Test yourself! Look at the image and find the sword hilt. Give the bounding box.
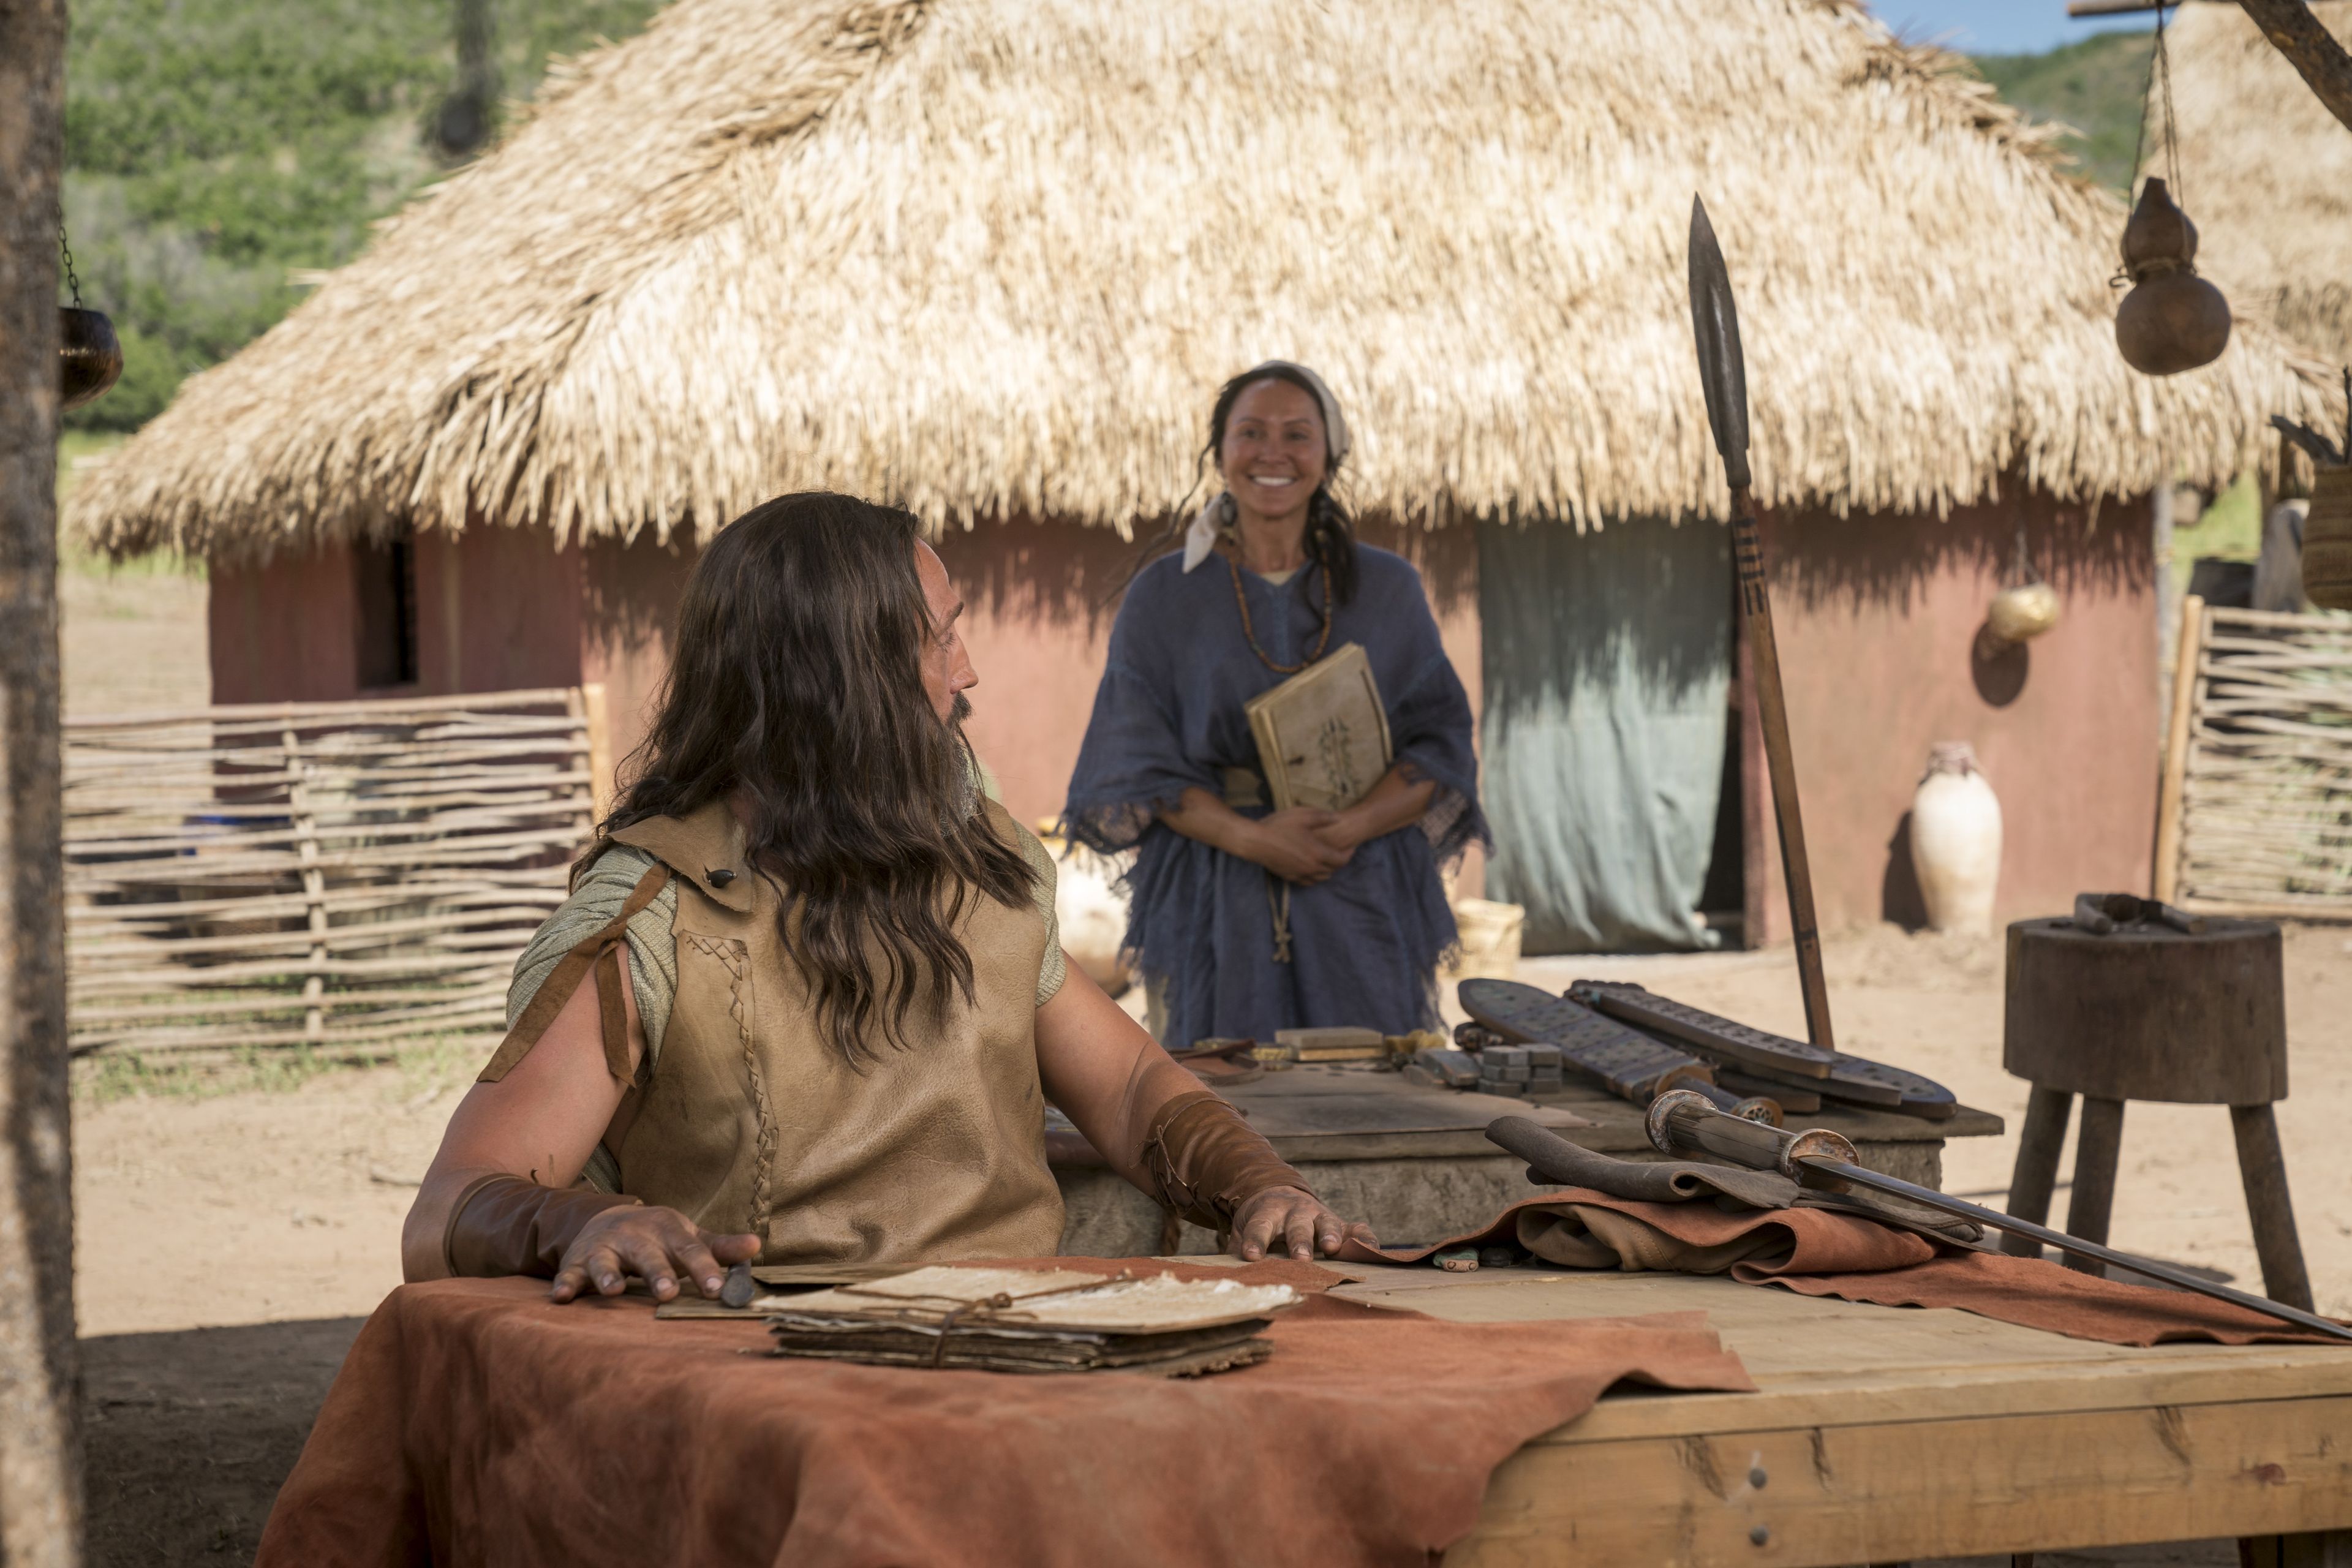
[1645,1089,1855,1179]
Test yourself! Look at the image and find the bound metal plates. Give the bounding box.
[1569,981,1957,1120]
[1458,979,1711,1102]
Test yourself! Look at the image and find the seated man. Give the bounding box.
[402,492,1371,1304]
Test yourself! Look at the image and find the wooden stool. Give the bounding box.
[2002,913,2312,1311]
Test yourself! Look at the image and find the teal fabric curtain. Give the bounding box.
[1478,518,1732,952]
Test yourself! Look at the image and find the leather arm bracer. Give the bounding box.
[1140,1089,1313,1233]
[442,1172,643,1279]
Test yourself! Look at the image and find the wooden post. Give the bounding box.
[2230,1103,2315,1313]
[0,0,85,1557]
[2152,594,2205,905]
[1999,1084,2074,1258]
[579,682,613,829]
[283,723,328,1042]
[2064,1096,2128,1270]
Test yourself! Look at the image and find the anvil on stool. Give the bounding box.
[2002,909,2310,1311]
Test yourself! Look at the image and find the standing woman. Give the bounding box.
[1065,363,1484,1048]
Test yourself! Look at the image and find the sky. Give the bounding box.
[1866,0,2155,55]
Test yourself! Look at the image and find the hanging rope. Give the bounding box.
[2128,2,2184,205]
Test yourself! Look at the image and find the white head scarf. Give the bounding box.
[1182,361,1352,572]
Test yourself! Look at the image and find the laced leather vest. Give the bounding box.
[486,799,1066,1267]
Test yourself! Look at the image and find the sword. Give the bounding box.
[1689,197,1835,1050]
[1644,1090,2352,1343]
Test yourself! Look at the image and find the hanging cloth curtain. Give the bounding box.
[1477,518,1732,952]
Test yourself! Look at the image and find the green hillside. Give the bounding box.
[1970,29,2157,192]
[61,0,662,431]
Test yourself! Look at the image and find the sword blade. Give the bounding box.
[1804,1157,2352,1343]
[1687,195,1752,492]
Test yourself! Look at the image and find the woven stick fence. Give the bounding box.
[64,686,612,1058]
[2155,599,2352,919]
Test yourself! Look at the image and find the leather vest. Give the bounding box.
[601,801,1064,1266]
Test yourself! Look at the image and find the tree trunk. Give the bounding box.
[2240,0,2352,134]
[435,0,502,156]
[0,0,84,1561]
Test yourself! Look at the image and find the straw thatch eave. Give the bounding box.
[2168,0,2352,369]
[72,0,2340,564]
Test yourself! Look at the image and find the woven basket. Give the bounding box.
[2305,466,2352,612]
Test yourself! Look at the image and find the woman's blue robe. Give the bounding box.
[1063,545,1486,1049]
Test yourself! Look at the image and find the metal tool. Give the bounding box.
[719,1261,759,1309]
[1644,1090,2352,1343]
[2070,891,2205,936]
[1689,195,1834,1051]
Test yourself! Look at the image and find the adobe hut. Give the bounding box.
[73,0,2334,952]
[2166,0,2352,370]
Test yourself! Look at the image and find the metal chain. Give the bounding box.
[58,222,83,309]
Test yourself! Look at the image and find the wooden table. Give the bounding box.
[1305,1264,2352,1566]
[1055,1065,2003,1255]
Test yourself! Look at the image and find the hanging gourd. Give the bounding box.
[2116,179,2231,376]
[1985,521,2060,643]
[57,224,122,410]
[2113,5,2231,378]
[2273,379,2352,612]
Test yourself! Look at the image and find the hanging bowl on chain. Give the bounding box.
[2114,178,2231,377]
[59,306,123,410]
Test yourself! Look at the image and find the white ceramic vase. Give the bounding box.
[1909,742,2002,936]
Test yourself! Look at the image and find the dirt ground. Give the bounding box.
[59,557,2352,1566]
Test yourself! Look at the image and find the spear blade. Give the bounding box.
[1687,195,1752,492]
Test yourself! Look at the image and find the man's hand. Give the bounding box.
[1229,1186,1379,1262]
[549,1205,761,1303]
[1243,809,1354,884]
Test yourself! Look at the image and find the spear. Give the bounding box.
[1688,195,1834,1049]
[1632,1094,2352,1343]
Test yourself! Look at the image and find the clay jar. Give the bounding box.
[2303,466,2352,612]
[2114,179,2231,377]
[1909,742,2003,937]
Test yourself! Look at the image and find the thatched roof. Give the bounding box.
[74,0,2339,562]
[2167,0,2352,369]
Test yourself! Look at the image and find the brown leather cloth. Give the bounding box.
[440,1173,642,1279]
[254,1256,1752,1568]
[1343,1191,2350,1348]
[1142,1088,1313,1231]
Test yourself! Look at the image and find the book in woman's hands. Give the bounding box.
[1244,643,1392,813]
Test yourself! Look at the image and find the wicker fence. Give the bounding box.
[2155,599,2352,919]
[64,687,611,1058]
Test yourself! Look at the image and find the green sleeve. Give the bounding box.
[1012,823,1065,1007]
[504,846,680,1066]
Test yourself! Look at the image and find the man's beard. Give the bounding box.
[946,693,980,823]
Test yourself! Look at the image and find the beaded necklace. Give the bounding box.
[1224,551,1333,674]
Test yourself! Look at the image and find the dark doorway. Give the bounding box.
[354,530,420,688]
[1695,689,1746,943]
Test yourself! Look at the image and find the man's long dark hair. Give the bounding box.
[1204,363,1360,605]
[605,492,1034,1067]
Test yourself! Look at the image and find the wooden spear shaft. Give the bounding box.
[1728,494,1835,1051]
